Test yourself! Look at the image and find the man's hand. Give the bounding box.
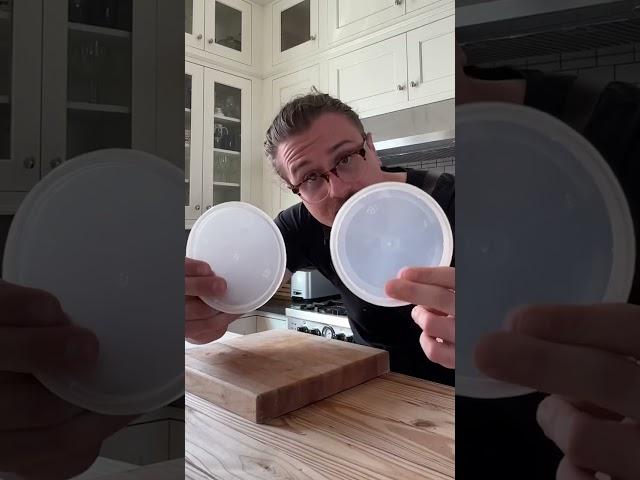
[475,303,640,480]
[0,280,136,480]
[385,267,455,369]
[185,257,240,344]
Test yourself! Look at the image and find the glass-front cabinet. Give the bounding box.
[273,0,318,64]
[185,63,251,227]
[185,0,252,65]
[1,0,157,210]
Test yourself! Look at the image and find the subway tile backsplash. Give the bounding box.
[481,43,640,87]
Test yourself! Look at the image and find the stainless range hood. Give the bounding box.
[363,99,455,168]
[457,0,640,64]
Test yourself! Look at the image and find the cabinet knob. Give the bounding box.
[309,34,317,41]
[196,33,203,40]
[50,157,62,169]
[206,205,211,210]
[195,205,201,211]
[23,156,35,169]
[410,80,419,87]
[397,84,405,91]
[395,0,403,5]
[208,38,214,44]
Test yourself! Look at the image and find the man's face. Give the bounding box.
[276,112,385,227]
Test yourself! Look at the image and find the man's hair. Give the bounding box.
[264,89,366,181]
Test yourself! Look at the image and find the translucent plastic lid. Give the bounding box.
[330,182,454,307]
[2,149,185,415]
[186,202,287,314]
[456,103,636,399]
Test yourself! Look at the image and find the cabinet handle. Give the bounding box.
[208,38,214,44]
[397,84,406,91]
[23,156,35,169]
[309,34,317,41]
[50,157,62,169]
[395,0,403,5]
[195,205,201,211]
[410,80,419,87]
[196,33,203,40]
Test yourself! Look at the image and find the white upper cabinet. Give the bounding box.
[272,0,319,65]
[406,0,444,13]
[205,0,252,65]
[328,0,405,45]
[185,0,205,49]
[407,16,454,103]
[272,64,320,118]
[328,35,407,117]
[185,62,205,221]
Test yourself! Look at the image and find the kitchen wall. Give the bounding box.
[479,42,640,87]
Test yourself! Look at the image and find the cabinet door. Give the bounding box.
[185,0,205,49]
[202,69,251,211]
[41,0,156,178]
[407,16,454,104]
[185,62,204,221]
[328,35,407,117]
[406,0,445,13]
[256,315,288,332]
[228,315,257,335]
[205,0,252,65]
[328,0,404,45]
[0,0,42,192]
[273,0,319,65]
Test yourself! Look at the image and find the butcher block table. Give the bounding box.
[185,338,455,480]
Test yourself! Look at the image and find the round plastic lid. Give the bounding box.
[2,149,185,415]
[456,103,636,399]
[186,201,287,314]
[330,182,454,307]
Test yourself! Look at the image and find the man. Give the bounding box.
[185,92,457,384]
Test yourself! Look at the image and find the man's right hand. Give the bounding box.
[185,257,240,344]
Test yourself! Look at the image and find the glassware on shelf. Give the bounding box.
[90,0,118,28]
[79,39,107,104]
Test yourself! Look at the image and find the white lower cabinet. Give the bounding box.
[256,314,288,332]
[228,315,258,334]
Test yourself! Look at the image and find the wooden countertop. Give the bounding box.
[186,372,454,480]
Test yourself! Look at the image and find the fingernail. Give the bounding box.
[199,264,212,275]
[397,266,411,279]
[65,333,99,364]
[504,307,525,331]
[212,278,227,295]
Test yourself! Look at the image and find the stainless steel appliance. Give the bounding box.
[286,299,354,342]
[290,268,340,301]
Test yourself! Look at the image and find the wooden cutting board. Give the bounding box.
[185,329,390,423]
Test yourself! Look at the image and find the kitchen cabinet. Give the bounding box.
[185,0,205,49]
[185,62,205,220]
[328,34,407,117]
[327,0,405,45]
[186,65,252,227]
[1,0,164,210]
[407,16,454,104]
[228,314,258,334]
[272,0,319,65]
[256,314,287,332]
[407,0,443,13]
[186,0,252,65]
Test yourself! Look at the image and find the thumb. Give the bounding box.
[0,325,99,374]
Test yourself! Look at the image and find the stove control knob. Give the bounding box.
[346,335,354,343]
[309,328,322,336]
[322,326,335,339]
[297,326,309,333]
[335,333,347,342]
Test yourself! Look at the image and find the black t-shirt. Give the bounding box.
[457,66,640,480]
[274,168,455,386]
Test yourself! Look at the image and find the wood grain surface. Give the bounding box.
[185,330,390,423]
[186,373,454,480]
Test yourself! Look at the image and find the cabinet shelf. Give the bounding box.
[68,22,131,39]
[213,182,240,187]
[213,148,240,155]
[68,102,131,114]
[214,114,240,124]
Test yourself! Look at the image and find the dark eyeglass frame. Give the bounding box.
[287,138,369,199]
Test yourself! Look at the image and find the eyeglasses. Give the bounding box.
[288,138,368,204]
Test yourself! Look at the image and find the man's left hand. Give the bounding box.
[385,267,455,369]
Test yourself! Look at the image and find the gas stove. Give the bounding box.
[286,299,353,342]
[290,299,348,316]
